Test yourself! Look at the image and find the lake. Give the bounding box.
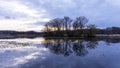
[0,38,120,68]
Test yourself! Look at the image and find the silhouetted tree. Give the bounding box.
[44,22,51,31]
[73,21,79,30]
[87,24,97,37]
[54,18,63,31]
[73,16,88,30]
[63,16,72,30]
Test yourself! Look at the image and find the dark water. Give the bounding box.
[0,38,120,68]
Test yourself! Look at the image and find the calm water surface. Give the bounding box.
[0,38,120,68]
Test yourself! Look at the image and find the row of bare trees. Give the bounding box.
[44,16,95,31]
[43,16,97,37]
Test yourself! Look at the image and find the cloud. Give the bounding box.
[0,0,50,31]
[106,0,120,7]
[0,0,49,18]
[0,0,120,31]
[0,19,47,31]
[34,0,120,28]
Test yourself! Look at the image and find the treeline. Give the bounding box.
[43,16,97,37]
[0,31,43,39]
[96,27,120,34]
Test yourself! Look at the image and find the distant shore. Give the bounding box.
[1,34,120,39]
[96,34,120,38]
[0,31,120,39]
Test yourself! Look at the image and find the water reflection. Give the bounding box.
[18,38,120,68]
[0,38,120,68]
[43,38,98,56]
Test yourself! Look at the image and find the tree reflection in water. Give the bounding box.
[43,38,98,56]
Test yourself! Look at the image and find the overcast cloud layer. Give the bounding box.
[0,0,120,31]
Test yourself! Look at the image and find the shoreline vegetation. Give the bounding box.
[0,16,120,39]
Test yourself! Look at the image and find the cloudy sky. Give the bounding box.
[0,0,120,31]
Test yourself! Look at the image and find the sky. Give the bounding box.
[0,0,120,31]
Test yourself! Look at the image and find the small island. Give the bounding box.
[43,16,120,38]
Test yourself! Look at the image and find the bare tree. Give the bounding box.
[44,18,63,31]
[63,16,72,30]
[73,20,79,30]
[87,24,97,36]
[87,24,96,29]
[52,18,63,31]
[44,22,52,31]
[73,16,88,30]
